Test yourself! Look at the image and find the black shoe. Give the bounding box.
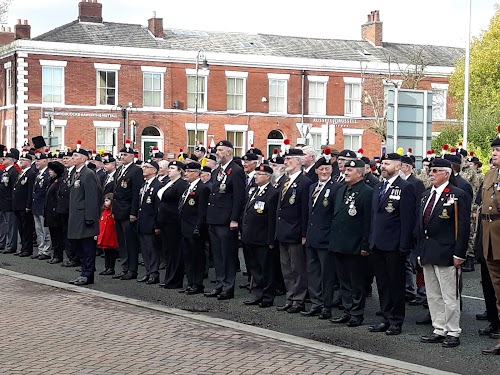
[48,258,62,264]
[99,269,109,275]
[416,313,432,325]
[243,298,261,306]
[274,289,286,296]
[442,335,460,348]
[112,271,127,279]
[73,276,94,286]
[18,252,32,257]
[120,273,137,280]
[276,303,292,312]
[204,288,222,298]
[476,311,488,321]
[146,277,160,285]
[239,283,250,289]
[102,269,115,276]
[368,322,390,332]
[482,343,500,355]
[420,333,446,343]
[38,254,51,260]
[259,301,273,308]
[405,294,416,302]
[13,252,22,256]
[300,307,322,317]
[185,287,204,295]
[375,310,383,316]
[61,260,79,267]
[479,326,500,336]
[217,292,234,300]
[386,325,402,335]
[409,296,426,306]
[331,298,342,308]
[346,316,363,327]
[2,249,16,254]
[287,305,305,314]
[330,314,350,324]
[137,275,149,283]
[461,256,475,272]
[318,309,332,320]
[30,254,39,259]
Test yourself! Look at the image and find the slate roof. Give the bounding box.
[34,20,464,67]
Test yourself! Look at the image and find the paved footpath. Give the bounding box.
[0,269,455,375]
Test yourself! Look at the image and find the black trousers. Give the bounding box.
[480,258,500,329]
[115,219,139,276]
[244,243,276,303]
[160,221,184,288]
[209,224,238,294]
[334,252,368,318]
[61,213,78,262]
[49,226,65,260]
[371,249,407,326]
[104,248,118,271]
[139,232,160,278]
[73,236,96,278]
[182,235,205,289]
[14,210,34,255]
[306,246,336,310]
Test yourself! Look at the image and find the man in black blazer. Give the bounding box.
[112,143,144,280]
[241,164,279,307]
[205,140,245,300]
[275,148,312,313]
[417,158,470,348]
[368,153,416,335]
[12,151,36,257]
[101,155,117,199]
[332,149,357,183]
[180,162,210,294]
[301,146,318,183]
[303,157,341,319]
[361,157,379,188]
[329,159,373,327]
[0,148,20,254]
[31,151,52,260]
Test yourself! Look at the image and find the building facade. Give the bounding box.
[0,1,463,160]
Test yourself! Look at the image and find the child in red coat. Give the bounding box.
[95,193,119,275]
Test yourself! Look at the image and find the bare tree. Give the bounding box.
[0,0,11,23]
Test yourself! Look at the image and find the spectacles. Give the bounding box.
[430,168,447,173]
[254,172,268,176]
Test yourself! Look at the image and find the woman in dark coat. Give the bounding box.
[44,161,65,264]
[156,161,188,288]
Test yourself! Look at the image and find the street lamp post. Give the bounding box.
[194,49,209,147]
[116,102,134,146]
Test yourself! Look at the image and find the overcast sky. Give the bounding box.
[5,0,499,48]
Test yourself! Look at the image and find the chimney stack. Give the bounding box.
[148,12,164,38]
[0,25,15,46]
[79,0,103,23]
[361,10,383,47]
[14,19,31,40]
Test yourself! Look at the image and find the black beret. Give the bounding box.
[381,153,402,161]
[134,159,143,165]
[242,153,258,161]
[248,147,263,156]
[143,159,159,171]
[103,155,116,164]
[457,148,467,158]
[5,148,20,160]
[169,160,185,170]
[207,154,217,162]
[93,155,102,162]
[285,148,304,157]
[185,162,201,170]
[338,149,357,158]
[154,152,164,159]
[443,154,461,165]
[360,156,370,165]
[119,146,135,154]
[429,158,452,168]
[48,161,65,176]
[492,137,500,147]
[344,159,365,168]
[269,156,284,165]
[256,164,273,174]
[74,149,89,157]
[314,157,332,168]
[195,146,206,152]
[87,162,96,170]
[401,156,414,166]
[188,154,198,161]
[217,140,233,148]
[19,151,32,161]
[34,151,48,160]
[201,166,212,173]
[31,136,46,149]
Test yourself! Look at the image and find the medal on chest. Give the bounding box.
[121,179,128,189]
[345,190,357,216]
[385,202,395,213]
[188,198,196,206]
[289,184,297,205]
[323,188,330,207]
[1,172,8,186]
[74,180,81,188]
[254,200,265,213]
[20,177,27,185]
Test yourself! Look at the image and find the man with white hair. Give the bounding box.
[300,145,318,183]
[418,158,470,348]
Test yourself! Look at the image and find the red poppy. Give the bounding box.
[227,168,232,175]
[444,188,450,193]
[189,191,195,196]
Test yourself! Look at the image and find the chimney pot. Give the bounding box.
[361,10,383,47]
[79,0,103,23]
[24,20,28,25]
[15,18,31,40]
[7,27,11,32]
[17,19,21,24]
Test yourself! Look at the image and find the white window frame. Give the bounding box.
[343,77,362,117]
[186,68,210,112]
[268,73,290,114]
[342,128,364,151]
[4,119,12,149]
[39,118,68,151]
[431,83,448,121]
[185,123,209,154]
[307,75,329,116]
[141,66,166,109]
[225,71,248,113]
[94,64,121,108]
[225,124,248,157]
[308,127,326,154]
[41,61,66,104]
[4,62,11,106]
[93,121,120,156]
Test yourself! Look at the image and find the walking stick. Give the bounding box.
[454,199,460,300]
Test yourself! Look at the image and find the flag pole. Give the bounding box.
[463,0,472,148]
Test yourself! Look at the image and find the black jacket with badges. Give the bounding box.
[206,160,245,225]
[137,178,163,234]
[44,176,64,227]
[329,180,373,255]
[31,167,50,216]
[156,178,188,224]
[179,179,210,238]
[12,168,35,211]
[112,163,143,221]
[416,183,470,266]
[370,177,416,252]
[0,166,19,212]
[56,168,73,214]
[306,179,342,249]
[275,173,312,243]
[241,183,279,246]
[364,172,379,188]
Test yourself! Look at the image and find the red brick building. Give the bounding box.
[0,1,462,160]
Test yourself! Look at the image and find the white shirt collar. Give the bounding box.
[221,159,232,172]
[189,178,201,189]
[384,174,399,187]
[287,170,302,185]
[38,166,48,175]
[431,181,449,198]
[76,165,85,173]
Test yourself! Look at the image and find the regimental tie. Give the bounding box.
[423,190,437,227]
[280,178,291,201]
[311,182,323,206]
[141,181,150,203]
[379,180,388,200]
[179,186,191,212]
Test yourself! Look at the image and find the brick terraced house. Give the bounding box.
[0,0,463,159]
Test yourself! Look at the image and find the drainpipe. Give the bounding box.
[301,70,305,125]
[13,51,17,148]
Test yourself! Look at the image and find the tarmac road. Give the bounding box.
[1,250,499,375]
